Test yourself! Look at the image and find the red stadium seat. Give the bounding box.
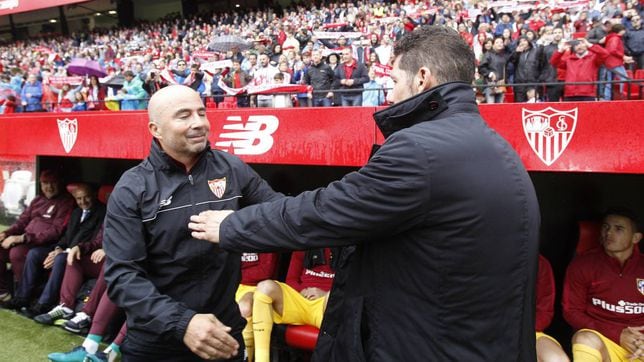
[98,185,114,204]
[576,220,601,254]
[620,70,642,100]
[284,325,319,351]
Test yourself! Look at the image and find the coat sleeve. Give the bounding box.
[589,44,610,66]
[103,176,197,342]
[234,157,283,206]
[220,131,431,252]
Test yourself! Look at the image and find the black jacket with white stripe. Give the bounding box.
[103,140,281,356]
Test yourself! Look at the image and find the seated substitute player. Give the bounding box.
[563,208,644,362]
[251,248,336,362]
[235,252,279,362]
[536,254,570,362]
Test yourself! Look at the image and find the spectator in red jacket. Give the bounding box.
[0,95,16,114]
[536,254,570,362]
[603,24,631,100]
[563,208,644,361]
[551,37,609,101]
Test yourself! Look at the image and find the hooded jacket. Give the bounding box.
[103,141,281,355]
[219,82,540,361]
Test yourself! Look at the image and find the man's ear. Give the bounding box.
[149,122,161,138]
[633,232,643,244]
[416,66,435,92]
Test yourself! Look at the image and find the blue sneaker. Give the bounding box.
[83,351,107,362]
[48,346,88,362]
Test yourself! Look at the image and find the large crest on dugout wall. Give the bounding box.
[57,118,78,154]
[522,107,578,166]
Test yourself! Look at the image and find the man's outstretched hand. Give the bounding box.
[189,210,234,243]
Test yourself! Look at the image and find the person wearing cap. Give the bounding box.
[550,37,609,101]
[0,170,74,305]
[563,208,644,361]
[14,183,105,316]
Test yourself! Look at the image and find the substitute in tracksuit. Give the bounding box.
[103,85,282,362]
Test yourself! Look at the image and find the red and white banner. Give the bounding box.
[193,51,220,60]
[217,78,309,96]
[313,31,365,39]
[47,76,84,86]
[0,101,643,172]
[372,64,392,77]
[0,0,89,16]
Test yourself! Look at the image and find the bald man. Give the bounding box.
[103,85,282,361]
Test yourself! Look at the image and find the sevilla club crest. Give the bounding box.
[522,107,578,166]
[638,279,644,296]
[57,118,78,154]
[208,177,226,199]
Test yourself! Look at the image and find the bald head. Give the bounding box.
[148,85,202,125]
[147,85,210,168]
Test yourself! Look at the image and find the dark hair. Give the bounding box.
[604,207,641,232]
[123,70,135,77]
[610,23,626,33]
[393,25,475,85]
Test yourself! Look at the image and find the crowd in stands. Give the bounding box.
[0,0,642,114]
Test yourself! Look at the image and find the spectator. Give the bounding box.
[115,70,148,110]
[479,37,511,104]
[27,184,105,320]
[551,37,609,101]
[536,254,570,362]
[0,170,74,305]
[71,92,87,112]
[84,75,107,111]
[540,27,566,102]
[20,73,43,112]
[170,60,191,84]
[223,59,252,107]
[248,249,335,362]
[253,53,279,107]
[623,14,643,70]
[271,72,291,108]
[362,67,384,106]
[304,49,334,107]
[495,13,514,37]
[334,47,369,106]
[50,82,83,112]
[604,24,630,100]
[510,36,543,102]
[563,208,644,362]
[0,95,17,114]
[209,67,226,107]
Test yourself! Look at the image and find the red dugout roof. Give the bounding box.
[0,0,89,17]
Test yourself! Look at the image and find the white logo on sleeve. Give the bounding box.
[214,115,279,155]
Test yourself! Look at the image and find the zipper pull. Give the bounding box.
[188,174,194,185]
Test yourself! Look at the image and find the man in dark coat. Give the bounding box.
[190,26,540,361]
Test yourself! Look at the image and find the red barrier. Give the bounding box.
[0,101,642,173]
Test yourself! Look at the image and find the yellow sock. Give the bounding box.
[572,343,602,362]
[242,317,254,362]
[253,292,274,362]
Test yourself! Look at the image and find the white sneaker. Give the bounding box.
[0,292,11,303]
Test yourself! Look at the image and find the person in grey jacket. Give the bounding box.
[190,26,540,362]
[103,85,281,361]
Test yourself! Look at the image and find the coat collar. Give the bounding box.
[373,81,479,139]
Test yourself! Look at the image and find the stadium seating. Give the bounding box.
[576,220,601,254]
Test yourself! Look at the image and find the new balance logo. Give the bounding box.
[214,115,279,155]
